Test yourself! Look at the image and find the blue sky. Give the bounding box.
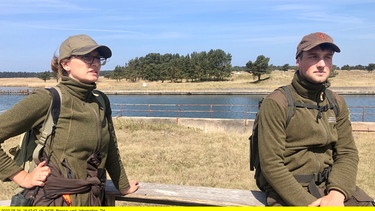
[0,0,374,72]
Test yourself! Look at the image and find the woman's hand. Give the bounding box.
[10,160,51,188]
[122,180,139,195]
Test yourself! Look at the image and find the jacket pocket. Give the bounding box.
[345,186,375,206]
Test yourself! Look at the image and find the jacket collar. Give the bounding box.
[59,76,97,101]
[291,71,330,102]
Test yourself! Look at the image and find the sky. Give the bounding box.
[0,0,374,72]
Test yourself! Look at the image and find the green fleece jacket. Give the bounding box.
[257,71,358,205]
[0,77,130,205]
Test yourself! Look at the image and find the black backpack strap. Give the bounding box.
[249,116,259,171]
[92,90,109,128]
[32,87,61,163]
[280,86,294,127]
[294,102,320,110]
[324,89,339,116]
[49,87,61,125]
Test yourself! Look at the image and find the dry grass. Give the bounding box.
[353,132,375,196]
[1,70,374,92]
[1,119,373,201]
[114,118,252,189]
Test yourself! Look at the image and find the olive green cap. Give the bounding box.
[58,34,112,63]
[296,32,340,58]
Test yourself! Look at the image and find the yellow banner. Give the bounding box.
[0,207,371,211]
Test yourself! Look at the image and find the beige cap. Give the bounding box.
[296,32,340,58]
[58,34,112,63]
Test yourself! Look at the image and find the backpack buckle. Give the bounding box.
[313,167,331,184]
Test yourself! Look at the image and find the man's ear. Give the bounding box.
[296,58,300,67]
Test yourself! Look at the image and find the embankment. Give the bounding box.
[104,86,375,95]
[118,117,375,133]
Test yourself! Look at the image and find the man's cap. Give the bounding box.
[296,32,340,58]
[58,34,112,63]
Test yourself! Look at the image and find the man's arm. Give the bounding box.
[325,95,358,199]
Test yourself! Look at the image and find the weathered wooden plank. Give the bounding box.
[105,180,266,206]
[1,181,266,206]
[0,200,10,206]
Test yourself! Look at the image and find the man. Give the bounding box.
[256,32,374,206]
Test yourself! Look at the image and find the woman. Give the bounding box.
[0,34,139,206]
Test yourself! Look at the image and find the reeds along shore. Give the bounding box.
[0,89,31,95]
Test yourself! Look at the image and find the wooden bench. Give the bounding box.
[105,180,266,206]
[0,181,266,206]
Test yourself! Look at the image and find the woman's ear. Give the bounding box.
[61,60,71,71]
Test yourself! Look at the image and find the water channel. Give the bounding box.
[1,87,374,122]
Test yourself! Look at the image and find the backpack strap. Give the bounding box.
[93,90,106,113]
[280,85,294,127]
[92,90,110,128]
[249,115,259,171]
[324,89,339,116]
[32,87,62,164]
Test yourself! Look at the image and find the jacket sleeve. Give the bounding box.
[0,89,50,181]
[258,97,317,205]
[326,94,358,198]
[102,96,130,194]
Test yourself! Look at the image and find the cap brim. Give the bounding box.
[328,43,341,53]
[97,46,112,58]
[305,42,341,53]
[71,45,112,58]
[296,42,340,58]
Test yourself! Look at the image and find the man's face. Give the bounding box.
[296,46,334,84]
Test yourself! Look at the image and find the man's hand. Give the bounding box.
[309,190,345,206]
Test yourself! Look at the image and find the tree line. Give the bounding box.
[0,50,373,83]
[101,51,375,83]
[108,49,232,82]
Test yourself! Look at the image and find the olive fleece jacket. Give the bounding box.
[257,71,358,206]
[0,77,130,205]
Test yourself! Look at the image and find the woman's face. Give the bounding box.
[61,50,103,84]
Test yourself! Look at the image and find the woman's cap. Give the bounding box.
[296,32,340,58]
[59,34,112,63]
